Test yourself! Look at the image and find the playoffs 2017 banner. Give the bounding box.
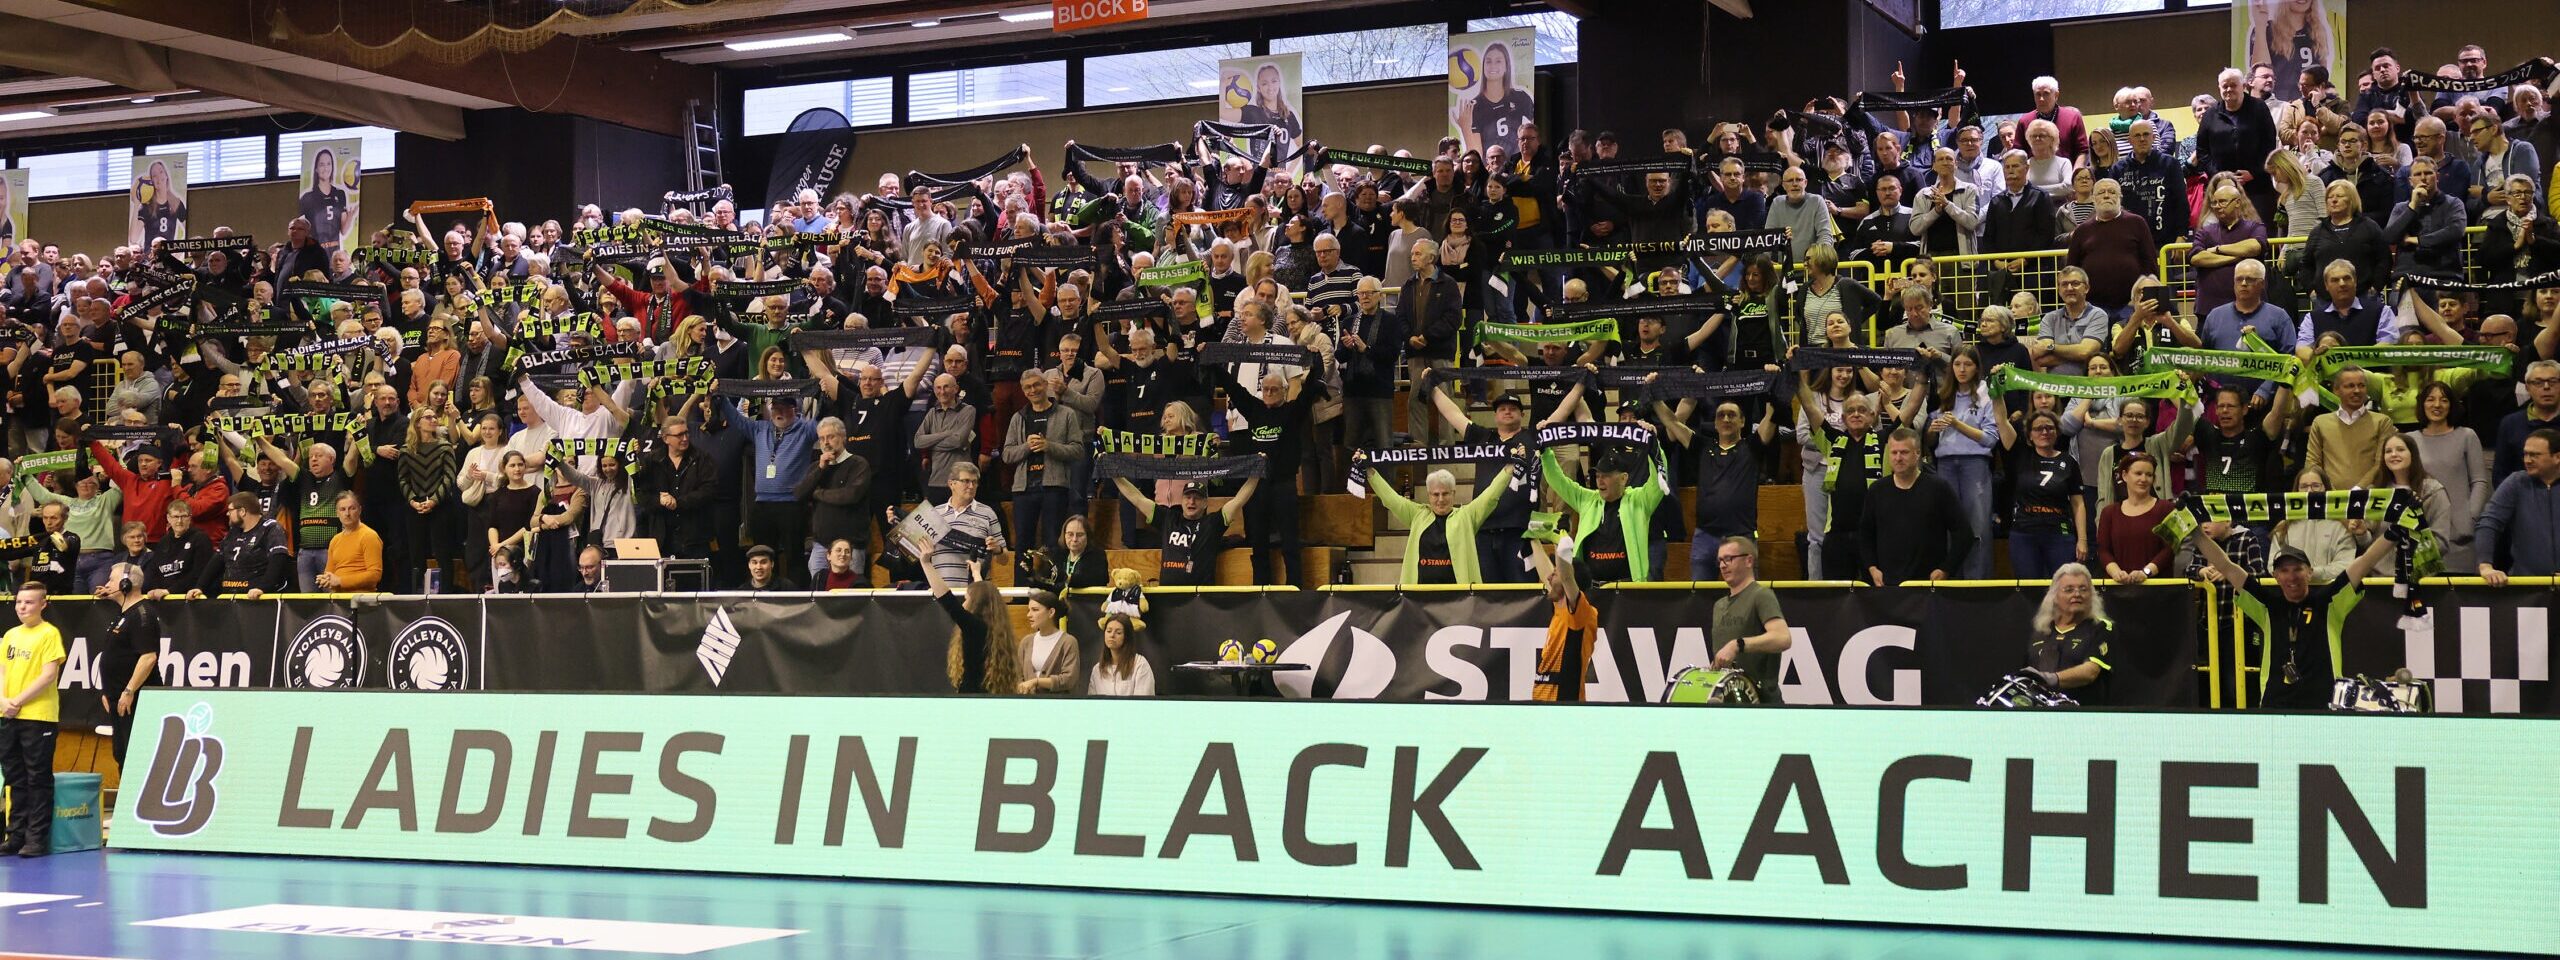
[117,690,2560,954]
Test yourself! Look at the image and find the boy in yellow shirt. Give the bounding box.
[2,581,65,857]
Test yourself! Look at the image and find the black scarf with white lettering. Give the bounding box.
[907,147,1029,189]
[2399,58,2558,92]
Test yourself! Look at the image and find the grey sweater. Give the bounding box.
[912,402,977,488]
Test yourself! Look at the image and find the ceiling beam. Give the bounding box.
[31,0,717,137]
[610,0,1016,50]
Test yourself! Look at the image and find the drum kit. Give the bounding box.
[1975,671,2080,709]
[2329,671,2435,713]
[1664,665,1761,705]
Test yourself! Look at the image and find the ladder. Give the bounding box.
[683,95,724,193]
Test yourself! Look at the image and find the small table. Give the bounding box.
[1174,661,1310,697]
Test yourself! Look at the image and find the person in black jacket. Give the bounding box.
[1024,513,1109,594]
[795,416,873,584]
[1401,240,1464,446]
[1337,277,1405,454]
[1858,428,1977,585]
[215,493,291,598]
[637,417,717,559]
[1981,151,2060,309]
[2195,68,2281,226]
[144,501,217,599]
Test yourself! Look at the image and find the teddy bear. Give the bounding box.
[1099,567,1148,631]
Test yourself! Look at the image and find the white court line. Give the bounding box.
[16,909,48,915]
[0,894,77,908]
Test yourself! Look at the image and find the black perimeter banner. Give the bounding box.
[42,584,2557,727]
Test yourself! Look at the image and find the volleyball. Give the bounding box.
[1221,74,1252,111]
[1249,638,1277,664]
[1449,47,1480,90]
[1218,639,1244,662]
[341,160,361,189]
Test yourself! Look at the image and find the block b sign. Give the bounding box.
[1054,0,1146,32]
[118,692,2560,955]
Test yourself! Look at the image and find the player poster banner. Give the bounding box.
[2236,0,2345,102]
[118,689,2560,954]
[1449,27,1537,159]
[1215,52,1304,158]
[0,168,25,248]
[297,138,362,253]
[130,153,188,249]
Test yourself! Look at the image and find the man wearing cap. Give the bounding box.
[741,544,783,592]
[89,433,177,543]
[1424,370,1587,583]
[1113,467,1263,587]
[718,392,818,588]
[1540,438,1670,584]
[2192,526,2396,709]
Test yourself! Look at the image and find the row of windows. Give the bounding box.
[7,125,398,200]
[740,13,1581,136]
[1940,0,2228,31]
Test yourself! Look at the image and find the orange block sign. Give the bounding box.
[1053,0,1147,32]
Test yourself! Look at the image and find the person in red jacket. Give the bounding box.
[177,449,231,544]
[88,435,176,543]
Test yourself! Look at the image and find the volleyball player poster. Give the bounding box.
[1450,27,1537,159]
[1213,52,1304,158]
[2235,0,2345,102]
[129,153,188,249]
[0,169,25,249]
[297,138,363,253]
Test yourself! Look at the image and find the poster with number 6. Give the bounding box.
[1449,27,1537,161]
[298,138,363,253]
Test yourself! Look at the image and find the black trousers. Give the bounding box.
[1243,478,1302,586]
[0,718,56,847]
[106,695,138,771]
[745,500,809,587]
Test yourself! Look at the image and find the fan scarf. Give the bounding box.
[1987,366,2198,404]
[1545,293,1725,324]
[1480,318,1620,344]
[889,294,976,319]
[1170,208,1253,229]
[793,326,939,351]
[1789,347,1923,370]
[2398,58,2558,92]
[1318,149,1434,175]
[115,279,196,325]
[1602,368,1785,402]
[88,426,163,444]
[1435,364,1594,388]
[548,437,657,463]
[2155,488,2435,624]
[1096,428,1222,457]
[280,280,386,305]
[1852,86,1978,114]
[712,378,821,400]
[1196,342,1313,367]
[256,336,381,376]
[4,449,79,497]
[1065,142,1185,166]
[1536,422,1673,494]
[516,312,606,340]
[1094,453,1266,483]
[579,358,709,388]
[2395,267,2560,292]
[1344,441,1525,499]
[210,412,362,439]
[1136,259,1208,289]
[163,237,254,255]
[711,279,805,301]
[907,146,1029,189]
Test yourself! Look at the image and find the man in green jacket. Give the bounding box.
[1540,442,1667,583]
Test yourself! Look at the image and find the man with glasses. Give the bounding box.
[2496,360,2560,484]
[640,419,716,560]
[1708,537,1791,704]
[2467,112,2543,211]
[2477,429,2560,583]
[1336,277,1403,459]
[2398,117,2478,221]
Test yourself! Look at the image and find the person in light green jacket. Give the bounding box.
[1540,441,1668,583]
[1364,459,1518,585]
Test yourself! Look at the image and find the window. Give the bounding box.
[742,77,894,135]
[1085,43,1251,107]
[1939,0,2161,29]
[277,126,399,178]
[16,149,132,198]
[1272,24,1447,87]
[1466,12,1580,66]
[144,136,268,183]
[909,61,1066,122]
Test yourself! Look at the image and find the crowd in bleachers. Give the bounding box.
[0,41,2557,603]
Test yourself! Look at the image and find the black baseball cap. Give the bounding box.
[2272,545,2311,569]
[1183,481,1209,495]
[1492,393,1528,410]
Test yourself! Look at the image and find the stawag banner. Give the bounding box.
[116,689,2560,954]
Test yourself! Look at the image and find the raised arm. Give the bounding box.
[2341,529,2399,585]
[1219,470,1264,525]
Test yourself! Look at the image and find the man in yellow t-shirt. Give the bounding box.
[2,581,66,858]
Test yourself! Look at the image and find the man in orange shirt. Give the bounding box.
[316,493,382,593]
[1530,540,1597,702]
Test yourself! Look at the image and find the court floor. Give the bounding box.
[0,848,2473,960]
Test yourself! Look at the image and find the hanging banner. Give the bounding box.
[1449,26,1538,159]
[1053,0,1148,32]
[297,138,363,253]
[2235,0,2346,103]
[130,153,189,249]
[0,168,24,249]
[1214,53,1304,159]
[116,688,2560,955]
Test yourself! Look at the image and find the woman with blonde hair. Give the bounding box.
[2265,147,2326,239]
[926,556,1021,694]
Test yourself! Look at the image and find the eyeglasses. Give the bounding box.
[2525,378,2560,387]
[1715,554,1749,564]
